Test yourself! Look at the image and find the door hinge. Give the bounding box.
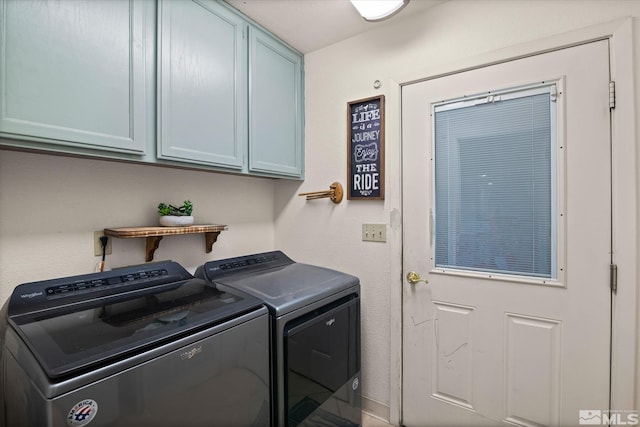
[609,81,615,109]
[610,263,618,292]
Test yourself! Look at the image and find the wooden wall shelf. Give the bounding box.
[104,224,228,262]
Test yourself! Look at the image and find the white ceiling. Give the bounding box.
[224,0,444,54]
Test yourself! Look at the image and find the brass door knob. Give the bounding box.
[406,271,428,285]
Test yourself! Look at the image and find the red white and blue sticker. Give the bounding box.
[67,399,98,426]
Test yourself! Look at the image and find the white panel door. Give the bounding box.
[402,40,611,426]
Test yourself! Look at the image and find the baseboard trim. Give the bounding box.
[362,396,391,423]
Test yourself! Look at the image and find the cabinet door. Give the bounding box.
[0,0,148,153]
[249,27,304,178]
[158,0,246,169]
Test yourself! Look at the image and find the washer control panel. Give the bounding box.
[8,262,191,316]
[45,268,169,298]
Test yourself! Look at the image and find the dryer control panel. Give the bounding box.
[197,251,293,279]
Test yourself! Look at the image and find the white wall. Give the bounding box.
[274,0,640,421]
[0,150,276,305]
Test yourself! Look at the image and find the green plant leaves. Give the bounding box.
[157,200,193,216]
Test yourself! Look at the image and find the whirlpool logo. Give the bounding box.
[180,346,202,360]
[20,292,43,299]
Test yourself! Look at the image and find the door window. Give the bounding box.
[433,84,558,279]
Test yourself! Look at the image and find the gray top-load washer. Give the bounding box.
[196,251,361,427]
[0,261,270,427]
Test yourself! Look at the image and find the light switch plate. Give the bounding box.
[362,224,386,242]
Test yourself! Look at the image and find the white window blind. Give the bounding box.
[433,85,556,278]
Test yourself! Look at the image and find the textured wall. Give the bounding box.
[0,150,276,305]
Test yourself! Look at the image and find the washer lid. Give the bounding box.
[7,262,263,379]
[200,252,359,316]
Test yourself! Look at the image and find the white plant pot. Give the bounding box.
[159,215,194,227]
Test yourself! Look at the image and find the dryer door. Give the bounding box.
[284,296,361,427]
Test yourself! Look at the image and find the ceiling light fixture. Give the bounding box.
[350,0,410,22]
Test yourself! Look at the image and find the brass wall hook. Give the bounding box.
[298,182,344,204]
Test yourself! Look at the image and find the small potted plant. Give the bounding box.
[157,200,194,227]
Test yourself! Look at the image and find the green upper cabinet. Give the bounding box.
[248,26,304,178]
[1,0,304,179]
[0,0,150,154]
[157,0,247,170]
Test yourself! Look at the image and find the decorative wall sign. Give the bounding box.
[347,95,385,200]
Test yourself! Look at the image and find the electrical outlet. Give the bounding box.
[362,224,387,242]
[93,231,113,257]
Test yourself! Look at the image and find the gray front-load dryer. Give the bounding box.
[196,251,361,427]
[0,261,270,427]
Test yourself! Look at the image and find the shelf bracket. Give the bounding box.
[205,231,221,253]
[145,236,164,263]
